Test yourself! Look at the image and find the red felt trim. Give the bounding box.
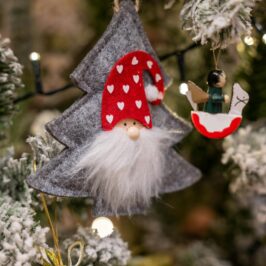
[102,50,165,130]
[191,113,242,139]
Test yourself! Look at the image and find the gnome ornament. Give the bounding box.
[75,50,170,214]
[27,0,201,216]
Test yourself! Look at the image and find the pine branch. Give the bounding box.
[0,35,24,142]
[180,0,256,49]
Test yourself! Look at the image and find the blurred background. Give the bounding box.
[1,0,266,265]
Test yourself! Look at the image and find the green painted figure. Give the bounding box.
[203,70,229,114]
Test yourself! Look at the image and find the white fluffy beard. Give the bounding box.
[73,127,173,215]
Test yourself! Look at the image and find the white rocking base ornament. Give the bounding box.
[187,83,249,139]
[191,111,242,139]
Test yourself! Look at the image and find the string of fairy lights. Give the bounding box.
[15,20,265,104]
[15,42,199,103]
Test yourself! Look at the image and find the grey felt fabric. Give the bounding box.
[27,0,201,216]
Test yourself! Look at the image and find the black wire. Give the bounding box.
[14,92,36,103]
[159,42,199,60]
[176,53,186,81]
[14,42,199,104]
[39,83,74,95]
[14,83,75,104]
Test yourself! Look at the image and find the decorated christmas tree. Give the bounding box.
[0,0,266,265]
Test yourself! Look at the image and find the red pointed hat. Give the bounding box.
[102,50,165,130]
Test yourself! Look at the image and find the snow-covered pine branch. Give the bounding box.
[27,131,64,170]
[0,35,23,141]
[0,148,32,204]
[63,226,131,266]
[180,0,256,49]
[222,123,266,234]
[0,196,48,266]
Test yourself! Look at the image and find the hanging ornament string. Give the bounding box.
[113,0,140,12]
[33,161,63,265]
[33,162,84,266]
[67,241,84,266]
[212,48,221,70]
[53,197,59,247]
[40,193,64,265]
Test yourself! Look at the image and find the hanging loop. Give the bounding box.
[212,48,221,70]
[68,241,85,266]
[114,0,140,13]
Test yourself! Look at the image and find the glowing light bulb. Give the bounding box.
[244,36,254,46]
[29,52,40,61]
[262,34,266,45]
[91,217,114,238]
[179,82,188,95]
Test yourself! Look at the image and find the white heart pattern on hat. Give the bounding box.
[144,115,150,124]
[107,85,114,94]
[132,56,138,65]
[155,73,161,82]
[133,75,140,83]
[135,100,142,109]
[106,114,113,124]
[147,60,153,69]
[116,65,123,74]
[123,84,130,94]
[117,102,125,110]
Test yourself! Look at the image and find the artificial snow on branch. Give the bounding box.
[0,196,48,266]
[0,132,63,207]
[0,134,59,265]
[222,123,266,233]
[0,35,24,141]
[180,0,256,49]
[27,131,64,170]
[0,148,32,204]
[63,226,131,266]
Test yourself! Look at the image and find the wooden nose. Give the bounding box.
[127,126,140,140]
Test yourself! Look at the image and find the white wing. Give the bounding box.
[229,83,249,115]
[186,90,198,111]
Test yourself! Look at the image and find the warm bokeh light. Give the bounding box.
[29,52,41,61]
[244,36,254,46]
[91,217,114,238]
[179,82,188,95]
[262,34,266,45]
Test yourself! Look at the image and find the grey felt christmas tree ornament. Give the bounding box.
[27,0,201,216]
